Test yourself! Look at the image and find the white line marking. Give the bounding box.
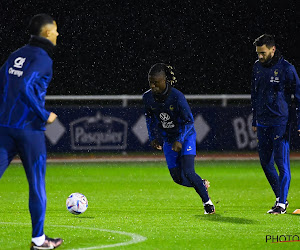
[0,222,147,249]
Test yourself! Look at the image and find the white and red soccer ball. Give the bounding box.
[66,193,88,215]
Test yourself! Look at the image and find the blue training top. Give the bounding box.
[251,54,300,129]
[0,42,52,131]
[143,86,195,144]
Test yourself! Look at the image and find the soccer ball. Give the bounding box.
[66,193,88,215]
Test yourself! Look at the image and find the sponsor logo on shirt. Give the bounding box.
[8,68,24,77]
[160,113,170,121]
[8,57,26,77]
[13,57,26,68]
[270,76,280,83]
[159,112,175,128]
[270,69,280,83]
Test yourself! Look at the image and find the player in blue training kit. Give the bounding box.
[143,63,215,214]
[251,34,300,214]
[0,14,63,249]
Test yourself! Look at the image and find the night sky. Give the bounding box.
[0,0,299,95]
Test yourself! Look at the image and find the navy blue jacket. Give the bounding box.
[251,55,300,129]
[0,38,53,131]
[143,86,195,144]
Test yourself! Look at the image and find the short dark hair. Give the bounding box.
[28,14,54,36]
[253,34,275,48]
[148,63,177,86]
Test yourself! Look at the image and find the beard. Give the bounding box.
[259,53,275,68]
[259,53,273,64]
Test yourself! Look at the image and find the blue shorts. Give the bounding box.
[163,132,196,169]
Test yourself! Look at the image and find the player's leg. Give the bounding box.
[163,141,193,186]
[0,127,17,178]
[257,126,280,198]
[181,155,210,203]
[180,132,214,214]
[16,130,47,241]
[164,138,214,214]
[273,125,290,213]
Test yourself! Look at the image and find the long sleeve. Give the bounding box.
[175,93,194,144]
[287,65,300,130]
[19,58,51,122]
[251,66,257,127]
[144,105,158,142]
[0,62,7,103]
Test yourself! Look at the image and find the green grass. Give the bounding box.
[1,161,300,249]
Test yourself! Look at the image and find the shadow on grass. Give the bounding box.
[59,216,95,219]
[195,214,257,224]
[71,216,95,219]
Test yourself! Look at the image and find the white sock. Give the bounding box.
[204,199,213,206]
[32,234,45,246]
[278,203,285,209]
[276,197,279,202]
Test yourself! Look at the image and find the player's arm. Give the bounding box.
[143,96,161,150]
[19,57,53,122]
[287,66,300,134]
[251,66,257,132]
[0,62,8,95]
[174,93,194,150]
[145,112,162,150]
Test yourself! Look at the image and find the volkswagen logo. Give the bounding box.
[159,113,170,121]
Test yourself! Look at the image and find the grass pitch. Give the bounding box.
[1,160,300,249]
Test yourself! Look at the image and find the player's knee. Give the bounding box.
[182,169,195,179]
[280,169,291,179]
[169,167,183,185]
[260,161,272,169]
[171,175,183,185]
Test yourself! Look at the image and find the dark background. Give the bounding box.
[0,0,299,95]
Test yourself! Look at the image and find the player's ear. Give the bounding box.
[40,24,52,38]
[45,26,54,37]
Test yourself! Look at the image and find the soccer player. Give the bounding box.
[0,14,63,249]
[143,63,215,214]
[251,34,300,214]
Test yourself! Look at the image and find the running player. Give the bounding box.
[143,63,215,214]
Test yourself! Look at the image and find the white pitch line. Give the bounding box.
[10,156,262,164]
[0,222,147,249]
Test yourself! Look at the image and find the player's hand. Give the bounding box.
[150,139,162,151]
[298,130,300,136]
[47,112,57,124]
[252,126,257,132]
[172,141,182,152]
